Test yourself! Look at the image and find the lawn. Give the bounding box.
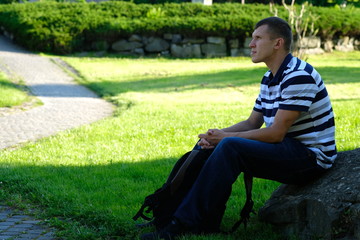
[0,51,359,239]
[0,72,31,108]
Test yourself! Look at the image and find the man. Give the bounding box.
[141,16,337,240]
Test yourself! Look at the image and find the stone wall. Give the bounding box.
[106,34,249,58]
[93,34,360,57]
[297,36,360,55]
[2,27,359,57]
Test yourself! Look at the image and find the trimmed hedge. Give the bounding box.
[0,2,359,54]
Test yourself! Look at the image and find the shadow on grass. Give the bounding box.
[333,98,360,102]
[0,155,279,240]
[0,79,19,88]
[0,157,177,239]
[81,68,265,96]
[76,66,360,97]
[319,66,360,84]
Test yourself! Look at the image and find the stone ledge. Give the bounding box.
[106,34,360,58]
[258,148,360,240]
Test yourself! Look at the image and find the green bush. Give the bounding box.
[0,2,359,54]
[312,6,360,39]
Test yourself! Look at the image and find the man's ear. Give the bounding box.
[274,38,284,49]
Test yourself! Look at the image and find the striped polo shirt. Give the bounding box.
[253,53,337,169]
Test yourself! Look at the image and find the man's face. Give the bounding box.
[249,25,278,64]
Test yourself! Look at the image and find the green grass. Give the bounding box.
[0,72,31,108]
[0,52,359,239]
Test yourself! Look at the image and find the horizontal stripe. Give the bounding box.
[281,74,315,90]
[279,104,309,112]
[310,99,333,118]
[313,88,328,102]
[263,107,278,118]
[293,109,333,126]
[286,119,335,137]
[281,89,318,99]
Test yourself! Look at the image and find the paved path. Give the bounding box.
[0,205,55,240]
[0,36,114,149]
[0,36,114,239]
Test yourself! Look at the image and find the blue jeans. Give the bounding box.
[174,137,325,228]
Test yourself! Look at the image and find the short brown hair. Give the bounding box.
[255,17,293,52]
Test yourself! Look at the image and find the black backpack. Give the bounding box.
[133,149,255,233]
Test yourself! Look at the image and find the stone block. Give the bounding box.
[240,48,251,56]
[207,36,225,44]
[229,39,239,49]
[354,39,360,50]
[335,45,354,52]
[112,39,143,52]
[302,48,325,55]
[171,44,202,58]
[323,40,334,52]
[91,40,109,51]
[129,34,142,42]
[201,43,227,58]
[243,37,252,48]
[161,50,170,56]
[299,37,321,49]
[338,36,351,46]
[172,34,182,44]
[335,36,355,52]
[230,48,242,57]
[163,33,173,40]
[162,34,182,44]
[182,38,205,44]
[133,48,145,56]
[145,37,170,53]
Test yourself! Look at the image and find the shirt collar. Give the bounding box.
[267,53,293,86]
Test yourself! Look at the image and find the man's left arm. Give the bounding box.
[234,109,301,142]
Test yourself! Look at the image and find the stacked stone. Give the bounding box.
[88,34,360,58]
[107,34,250,58]
[297,36,324,54]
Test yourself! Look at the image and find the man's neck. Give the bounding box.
[266,52,289,77]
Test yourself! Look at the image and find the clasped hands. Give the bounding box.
[198,129,226,149]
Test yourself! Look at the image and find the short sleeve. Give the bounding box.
[253,94,262,113]
[279,73,318,112]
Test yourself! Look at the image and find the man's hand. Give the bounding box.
[198,129,227,149]
[197,138,214,149]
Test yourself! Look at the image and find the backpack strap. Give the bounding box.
[132,150,194,223]
[132,183,172,222]
[133,150,196,223]
[170,150,200,194]
[230,172,256,233]
[133,203,153,222]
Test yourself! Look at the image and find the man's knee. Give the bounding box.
[213,137,246,165]
[219,137,239,146]
[217,137,247,151]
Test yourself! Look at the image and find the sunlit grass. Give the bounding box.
[0,73,31,108]
[0,51,359,239]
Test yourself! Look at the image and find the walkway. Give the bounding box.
[0,36,114,239]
